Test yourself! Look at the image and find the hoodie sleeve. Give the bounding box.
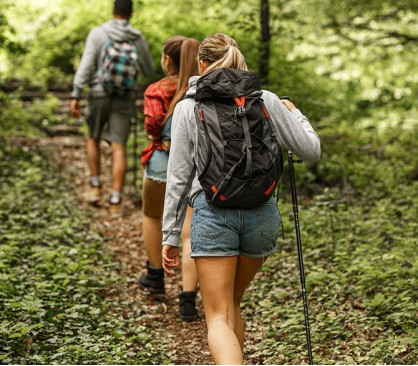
[162,102,194,247]
[264,91,321,162]
[71,27,103,99]
[135,35,154,80]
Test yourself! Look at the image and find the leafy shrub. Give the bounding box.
[0,141,167,364]
[0,92,63,137]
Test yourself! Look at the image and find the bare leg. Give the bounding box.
[233,256,265,349]
[195,255,265,364]
[181,207,198,291]
[142,177,166,268]
[194,256,242,365]
[111,142,126,193]
[86,137,100,177]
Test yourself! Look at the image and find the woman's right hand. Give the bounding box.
[162,245,180,277]
[281,98,297,112]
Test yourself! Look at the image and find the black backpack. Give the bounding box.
[192,68,283,208]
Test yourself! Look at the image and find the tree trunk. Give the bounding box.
[259,0,270,85]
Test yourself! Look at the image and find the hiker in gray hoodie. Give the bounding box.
[70,0,154,217]
[161,33,320,364]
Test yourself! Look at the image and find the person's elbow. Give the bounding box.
[299,139,321,163]
[295,138,321,163]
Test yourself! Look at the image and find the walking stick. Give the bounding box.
[281,96,313,364]
[288,151,313,365]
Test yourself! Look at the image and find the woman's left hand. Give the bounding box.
[162,245,180,277]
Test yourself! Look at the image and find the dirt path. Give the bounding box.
[38,131,213,365]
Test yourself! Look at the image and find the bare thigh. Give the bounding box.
[234,255,265,302]
[194,257,237,321]
[142,177,166,218]
[195,256,265,311]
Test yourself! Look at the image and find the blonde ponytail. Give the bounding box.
[199,33,248,74]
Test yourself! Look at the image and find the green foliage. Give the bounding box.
[2,0,416,126]
[243,179,417,364]
[0,0,23,78]
[0,141,167,364]
[0,92,63,137]
[312,105,418,194]
[0,2,11,48]
[131,0,263,80]
[291,0,418,113]
[2,0,110,85]
[0,0,22,53]
[0,0,417,363]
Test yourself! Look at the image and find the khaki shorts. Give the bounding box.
[85,96,136,145]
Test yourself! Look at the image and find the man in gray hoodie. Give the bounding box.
[70,0,154,217]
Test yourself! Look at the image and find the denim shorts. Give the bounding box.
[190,192,280,258]
[144,150,169,183]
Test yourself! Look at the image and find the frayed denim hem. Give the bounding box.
[144,171,167,184]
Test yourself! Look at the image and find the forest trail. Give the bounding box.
[27,94,269,365]
[35,107,214,364]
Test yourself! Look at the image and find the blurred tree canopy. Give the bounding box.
[1,0,416,109]
[3,1,415,113]
[1,0,417,186]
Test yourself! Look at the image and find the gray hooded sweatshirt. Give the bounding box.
[71,19,154,99]
[162,76,321,247]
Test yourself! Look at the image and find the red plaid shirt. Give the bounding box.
[141,76,178,167]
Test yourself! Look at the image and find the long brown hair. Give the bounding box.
[154,35,186,97]
[162,35,187,72]
[163,38,200,124]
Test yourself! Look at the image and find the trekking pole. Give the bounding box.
[288,150,313,364]
[281,96,313,364]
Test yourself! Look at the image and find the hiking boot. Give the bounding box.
[179,290,199,321]
[88,184,101,203]
[109,200,123,218]
[138,262,165,295]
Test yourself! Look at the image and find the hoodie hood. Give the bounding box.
[102,19,142,42]
[185,76,200,98]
